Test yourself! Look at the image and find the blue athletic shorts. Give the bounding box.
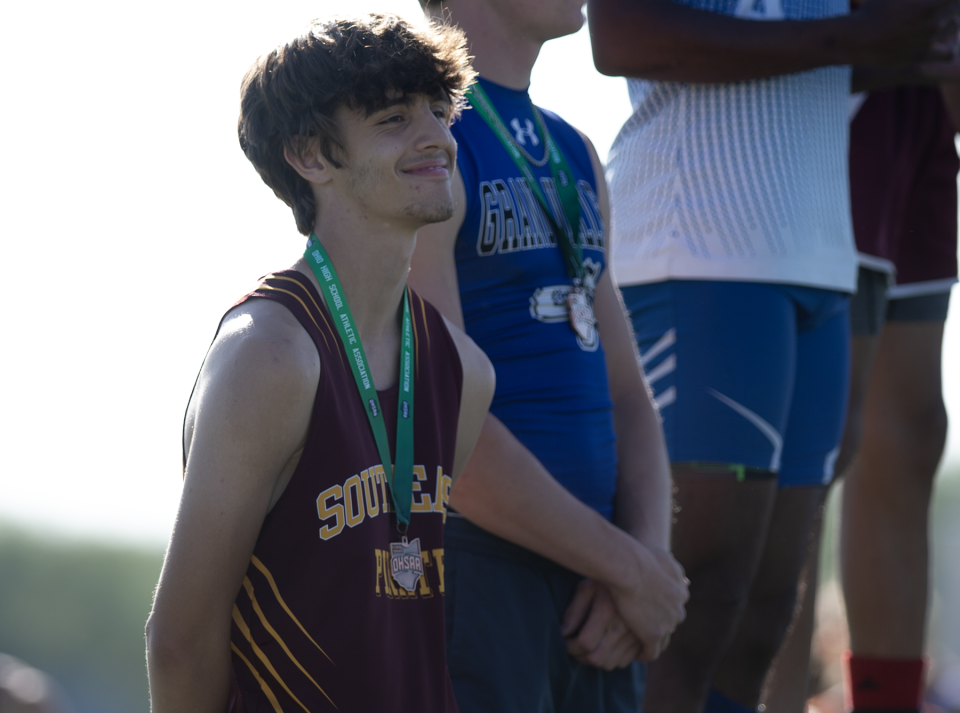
[621,280,851,487]
[444,516,645,713]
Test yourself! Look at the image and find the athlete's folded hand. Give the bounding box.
[562,579,643,670]
[608,545,689,662]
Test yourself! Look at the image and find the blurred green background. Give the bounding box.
[0,527,163,713]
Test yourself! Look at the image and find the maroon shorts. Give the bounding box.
[849,86,959,294]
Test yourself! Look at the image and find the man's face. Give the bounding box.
[330,92,457,229]
[489,0,585,43]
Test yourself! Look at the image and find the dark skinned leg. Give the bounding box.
[643,468,777,713]
[711,485,827,708]
[760,333,881,711]
[842,321,947,658]
[760,509,823,708]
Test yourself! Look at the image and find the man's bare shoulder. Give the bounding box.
[442,316,494,398]
[204,298,318,388]
[185,298,320,452]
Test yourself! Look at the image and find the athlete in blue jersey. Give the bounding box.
[588,2,960,713]
[454,78,618,516]
[409,1,689,711]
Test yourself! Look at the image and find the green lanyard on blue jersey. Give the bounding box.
[466,82,585,285]
[304,235,415,528]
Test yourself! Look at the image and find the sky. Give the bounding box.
[1,0,958,548]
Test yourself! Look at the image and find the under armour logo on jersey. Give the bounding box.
[510,117,540,147]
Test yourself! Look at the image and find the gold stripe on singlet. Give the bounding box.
[410,288,421,378]
[232,606,313,713]
[267,274,340,343]
[258,277,346,372]
[242,577,337,708]
[250,555,333,663]
[231,642,284,713]
[416,291,432,353]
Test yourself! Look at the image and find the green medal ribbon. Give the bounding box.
[304,235,415,528]
[466,83,585,285]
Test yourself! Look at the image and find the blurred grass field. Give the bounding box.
[0,526,163,713]
[0,466,957,712]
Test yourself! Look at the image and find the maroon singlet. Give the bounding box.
[850,86,959,286]
[215,270,463,713]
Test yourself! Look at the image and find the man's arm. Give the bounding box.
[588,0,959,82]
[409,172,687,661]
[562,134,682,667]
[584,129,672,553]
[596,275,672,548]
[562,270,681,666]
[443,317,497,482]
[146,300,319,713]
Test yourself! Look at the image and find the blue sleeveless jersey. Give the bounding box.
[453,77,617,518]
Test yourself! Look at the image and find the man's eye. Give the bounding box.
[381,114,404,124]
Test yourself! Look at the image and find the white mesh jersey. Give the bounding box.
[607,0,857,292]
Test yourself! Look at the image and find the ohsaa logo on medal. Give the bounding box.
[390,536,424,592]
[401,400,410,419]
[368,399,379,417]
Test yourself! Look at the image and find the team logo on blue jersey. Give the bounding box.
[528,258,602,352]
[475,178,605,257]
[510,117,540,147]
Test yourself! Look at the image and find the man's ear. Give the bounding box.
[284,140,335,185]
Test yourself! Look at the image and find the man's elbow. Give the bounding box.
[146,609,231,712]
[588,0,681,79]
[592,47,627,77]
[145,610,201,675]
[592,38,680,79]
[588,0,652,76]
[588,18,631,77]
[145,611,178,673]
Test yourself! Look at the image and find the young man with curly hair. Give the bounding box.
[146,15,495,713]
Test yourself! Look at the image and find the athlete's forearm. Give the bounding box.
[611,388,673,552]
[591,272,672,550]
[146,614,232,713]
[588,0,953,83]
[449,413,650,594]
[590,0,853,81]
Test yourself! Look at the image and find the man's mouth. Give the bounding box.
[402,158,449,178]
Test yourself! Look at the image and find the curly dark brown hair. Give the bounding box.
[238,14,474,235]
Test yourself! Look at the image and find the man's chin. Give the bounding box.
[406,200,455,226]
